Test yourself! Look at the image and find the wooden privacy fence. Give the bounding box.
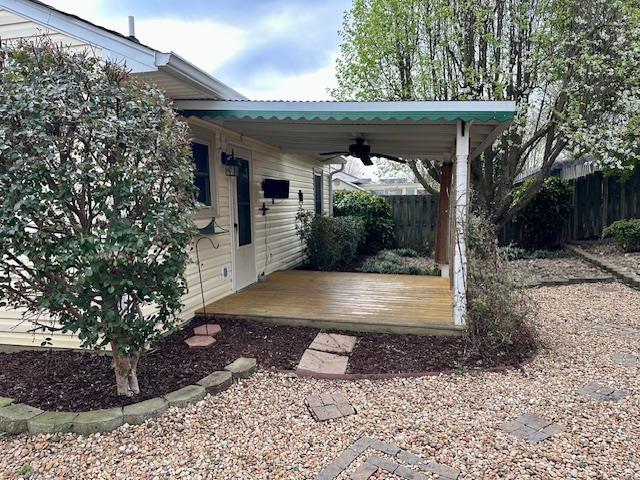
[501,168,640,246]
[384,195,438,251]
[572,170,640,239]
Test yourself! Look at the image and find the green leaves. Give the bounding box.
[0,40,197,355]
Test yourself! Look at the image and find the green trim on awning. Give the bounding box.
[180,109,514,123]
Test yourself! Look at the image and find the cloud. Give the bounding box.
[42,0,348,100]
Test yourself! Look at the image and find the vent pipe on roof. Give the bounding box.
[128,16,139,43]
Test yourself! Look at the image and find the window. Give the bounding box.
[192,142,212,206]
[236,158,252,246]
[314,171,323,215]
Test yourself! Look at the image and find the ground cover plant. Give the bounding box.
[358,248,440,276]
[0,41,197,396]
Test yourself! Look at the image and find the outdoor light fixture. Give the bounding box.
[221,150,239,176]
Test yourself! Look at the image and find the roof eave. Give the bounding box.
[155,52,246,100]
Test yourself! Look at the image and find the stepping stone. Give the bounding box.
[350,462,378,480]
[72,408,123,435]
[499,413,564,444]
[612,352,640,367]
[297,349,348,375]
[184,335,216,349]
[224,357,257,379]
[305,391,356,422]
[197,370,233,393]
[163,385,206,407]
[28,411,77,434]
[193,323,222,337]
[0,397,14,408]
[309,332,357,354]
[123,397,169,425]
[0,404,43,435]
[577,382,629,401]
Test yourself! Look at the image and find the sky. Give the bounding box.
[45,0,351,100]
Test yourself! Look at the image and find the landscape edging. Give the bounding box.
[0,357,255,437]
[566,244,640,290]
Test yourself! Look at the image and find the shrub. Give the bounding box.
[296,208,364,270]
[602,219,640,252]
[512,176,573,250]
[498,244,570,261]
[333,190,394,253]
[359,249,440,275]
[466,212,538,363]
[0,40,197,396]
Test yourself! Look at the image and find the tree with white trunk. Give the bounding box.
[0,41,197,396]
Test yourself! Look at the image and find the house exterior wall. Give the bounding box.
[0,10,329,349]
[0,7,99,53]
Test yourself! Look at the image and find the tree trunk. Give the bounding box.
[111,342,141,396]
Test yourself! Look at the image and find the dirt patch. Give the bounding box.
[0,317,534,411]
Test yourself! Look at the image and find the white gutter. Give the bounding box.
[155,52,246,100]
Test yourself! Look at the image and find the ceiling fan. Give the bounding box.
[319,137,403,166]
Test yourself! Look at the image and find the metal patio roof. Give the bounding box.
[176,100,516,160]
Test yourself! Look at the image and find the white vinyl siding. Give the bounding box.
[0,7,98,53]
[0,118,328,349]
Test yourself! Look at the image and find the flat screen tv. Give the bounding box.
[262,179,290,199]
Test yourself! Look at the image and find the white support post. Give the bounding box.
[453,120,470,326]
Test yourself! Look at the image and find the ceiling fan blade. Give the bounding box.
[371,153,405,163]
[361,156,374,166]
[319,151,349,156]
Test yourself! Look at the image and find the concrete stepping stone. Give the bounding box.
[577,382,628,401]
[184,335,216,349]
[309,332,357,354]
[163,385,206,407]
[612,352,640,367]
[28,411,77,434]
[499,413,564,444]
[0,397,14,408]
[197,370,233,393]
[123,397,169,425]
[224,357,257,379]
[298,349,348,375]
[73,408,123,435]
[305,391,356,422]
[193,323,222,337]
[0,404,43,434]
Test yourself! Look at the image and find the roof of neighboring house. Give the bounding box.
[1,0,245,100]
[334,171,370,184]
[332,177,365,191]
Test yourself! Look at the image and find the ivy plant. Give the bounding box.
[0,41,198,396]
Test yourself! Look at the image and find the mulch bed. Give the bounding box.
[0,318,534,412]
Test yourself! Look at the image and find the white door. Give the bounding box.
[231,156,256,291]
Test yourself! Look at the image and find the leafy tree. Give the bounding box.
[334,0,640,228]
[0,41,197,396]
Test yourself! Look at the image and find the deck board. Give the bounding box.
[195,270,459,335]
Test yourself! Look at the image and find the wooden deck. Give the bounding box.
[196,270,461,336]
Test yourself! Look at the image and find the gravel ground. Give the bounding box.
[581,240,640,275]
[1,282,639,479]
[510,256,604,283]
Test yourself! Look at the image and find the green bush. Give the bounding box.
[512,176,573,250]
[498,244,570,261]
[466,213,538,363]
[602,219,640,252]
[296,209,365,270]
[333,190,394,253]
[358,249,440,275]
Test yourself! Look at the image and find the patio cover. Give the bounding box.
[176,100,515,161]
[175,100,517,327]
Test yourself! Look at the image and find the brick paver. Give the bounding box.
[305,392,356,422]
[577,382,629,401]
[499,413,565,444]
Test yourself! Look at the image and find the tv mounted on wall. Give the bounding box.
[262,179,290,199]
